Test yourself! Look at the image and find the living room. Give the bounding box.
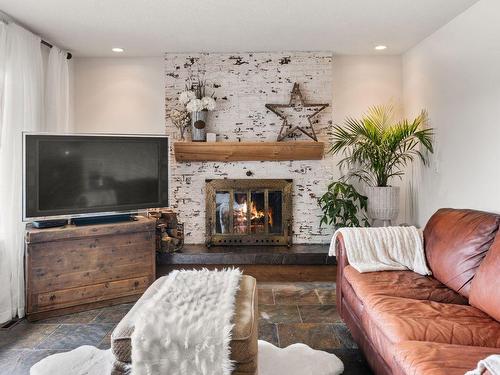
[0,0,499,374]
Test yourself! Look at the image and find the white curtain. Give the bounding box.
[44,46,70,132]
[0,20,9,323]
[0,22,6,144]
[0,23,43,323]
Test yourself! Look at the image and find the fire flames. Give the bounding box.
[233,201,273,234]
[250,201,273,226]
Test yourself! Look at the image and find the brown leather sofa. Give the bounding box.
[336,208,500,375]
[110,274,258,374]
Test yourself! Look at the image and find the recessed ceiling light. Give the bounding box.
[112,47,124,53]
[375,45,387,51]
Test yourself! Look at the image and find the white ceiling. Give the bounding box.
[0,0,479,57]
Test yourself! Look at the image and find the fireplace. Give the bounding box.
[206,179,293,246]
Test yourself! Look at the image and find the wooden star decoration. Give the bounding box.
[266,83,329,141]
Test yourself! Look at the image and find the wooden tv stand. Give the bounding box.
[25,216,156,321]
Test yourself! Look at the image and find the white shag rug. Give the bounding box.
[31,340,344,375]
[30,345,114,375]
[258,340,344,375]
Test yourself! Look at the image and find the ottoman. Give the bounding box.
[111,274,258,374]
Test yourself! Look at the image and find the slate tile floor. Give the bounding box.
[258,282,373,374]
[0,282,373,374]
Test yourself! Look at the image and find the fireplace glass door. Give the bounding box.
[207,179,292,246]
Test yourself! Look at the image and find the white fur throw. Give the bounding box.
[131,268,242,375]
[330,226,431,275]
[465,355,500,375]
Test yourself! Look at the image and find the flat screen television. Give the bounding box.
[24,134,169,220]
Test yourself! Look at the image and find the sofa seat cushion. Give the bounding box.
[111,275,258,372]
[366,295,500,348]
[393,341,500,375]
[343,266,467,312]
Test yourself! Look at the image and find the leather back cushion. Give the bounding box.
[470,232,500,321]
[423,208,500,298]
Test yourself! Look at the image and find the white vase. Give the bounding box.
[365,186,400,226]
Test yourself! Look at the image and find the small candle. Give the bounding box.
[206,133,217,142]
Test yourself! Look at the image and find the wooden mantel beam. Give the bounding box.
[173,141,325,162]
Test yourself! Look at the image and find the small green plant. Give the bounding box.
[318,181,369,228]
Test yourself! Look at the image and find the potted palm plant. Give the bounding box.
[329,105,434,226]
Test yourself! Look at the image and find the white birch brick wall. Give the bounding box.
[165,52,336,244]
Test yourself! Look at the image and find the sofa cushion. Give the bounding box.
[393,341,500,375]
[111,274,258,372]
[343,265,467,306]
[424,208,500,298]
[470,232,500,322]
[366,295,500,348]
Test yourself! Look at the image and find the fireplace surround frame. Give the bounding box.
[206,179,293,247]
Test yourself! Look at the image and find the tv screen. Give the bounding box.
[24,134,169,219]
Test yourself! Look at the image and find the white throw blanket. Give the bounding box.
[466,355,500,375]
[131,268,242,375]
[329,226,431,275]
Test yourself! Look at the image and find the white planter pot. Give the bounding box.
[365,186,400,226]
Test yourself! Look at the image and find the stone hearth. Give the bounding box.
[157,244,335,267]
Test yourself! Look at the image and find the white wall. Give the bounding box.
[73,57,164,133]
[403,0,500,225]
[333,56,407,223]
[73,55,404,134]
[332,56,403,124]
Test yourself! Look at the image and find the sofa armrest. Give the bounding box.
[335,233,350,319]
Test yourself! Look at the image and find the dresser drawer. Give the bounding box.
[35,276,151,311]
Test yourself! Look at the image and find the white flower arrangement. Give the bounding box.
[168,108,191,140]
[179,90,196,105]
[170,109,190,126]
[201,96,216,111]
[186,98,203,113]
[179,78,217,113]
